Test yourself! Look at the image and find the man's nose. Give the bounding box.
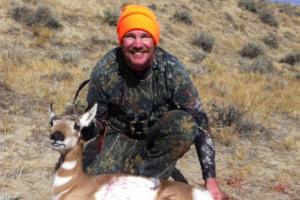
[133,37,143,49]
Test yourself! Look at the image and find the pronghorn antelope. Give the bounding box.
[49,103,213,200]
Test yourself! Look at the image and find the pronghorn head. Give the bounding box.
[49,103,97,154]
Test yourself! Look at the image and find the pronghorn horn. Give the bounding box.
[72,103,78,116]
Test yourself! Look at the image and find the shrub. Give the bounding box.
[192,32,215,53]
[263,34,279,49]
[279,53,300,65]
[209,102,264,138]
[103,8,119,26]
[259,10,278,27]
[278,3,300,16]
[61,49,81,63]
[90,36,110,46]
[10,6,62,29]
[210,103,244,127]
[240,42,263,59]
[11,6,31,23]
[236,118,264,137]
[241,56,274,74]
[238,0,257,13]
[40,71,73,82]
[173,10,192,25]
[27,6,62,29]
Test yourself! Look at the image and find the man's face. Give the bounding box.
[122,30,155,72]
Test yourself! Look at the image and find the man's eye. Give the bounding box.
[49,121,53,127]
[124,35,135,39]
[141,34,151,39]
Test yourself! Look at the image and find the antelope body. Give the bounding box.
[49,104,213,200]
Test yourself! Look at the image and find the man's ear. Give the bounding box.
[79,103,97,128]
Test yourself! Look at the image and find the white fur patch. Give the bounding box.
[64,137,75,147]
[61,160,77,170]
[53,174,72,188]
[192,188,213,200]
[94,176,159,200]
[94,184,109,200]
[53,188,71,200]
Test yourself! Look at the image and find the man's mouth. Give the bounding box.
[133,52,143,56]
[131,51,147,58]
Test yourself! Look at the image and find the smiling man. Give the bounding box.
[85,4,223,200]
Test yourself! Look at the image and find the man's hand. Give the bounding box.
[205,178,224,200]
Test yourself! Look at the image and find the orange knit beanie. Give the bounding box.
[117,4,160,46]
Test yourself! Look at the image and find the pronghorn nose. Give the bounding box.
[50,131,65,141]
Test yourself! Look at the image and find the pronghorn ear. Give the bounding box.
[79,103,97,128]
[49,103,56,120]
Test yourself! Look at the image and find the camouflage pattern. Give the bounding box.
[85,110,196,179]
[85,47,216,180]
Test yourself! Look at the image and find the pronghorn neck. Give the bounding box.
[62,140,84,170]
[53,140,85,196]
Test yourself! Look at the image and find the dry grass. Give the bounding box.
[271,135,300,151]
[193,68,300,119]
[0,112,13,135]
[0,57,86,112]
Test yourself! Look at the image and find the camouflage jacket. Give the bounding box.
[87,47,216,180]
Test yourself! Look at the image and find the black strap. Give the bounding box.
[72,79,90,105]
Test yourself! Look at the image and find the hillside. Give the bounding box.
[0,0,299,199]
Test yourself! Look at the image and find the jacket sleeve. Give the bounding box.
[169,60,216,180]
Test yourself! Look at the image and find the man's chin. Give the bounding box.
[128,60,150,71]
[129,65,149,72]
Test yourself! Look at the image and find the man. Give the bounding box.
[85,4,223,200]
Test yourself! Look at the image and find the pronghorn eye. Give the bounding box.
[73,123,80,131]
[49,121,53,127]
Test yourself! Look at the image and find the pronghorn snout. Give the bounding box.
[50,130,68,151]
[50,131,65,142]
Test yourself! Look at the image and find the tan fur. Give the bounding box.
[52,138,118,200]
